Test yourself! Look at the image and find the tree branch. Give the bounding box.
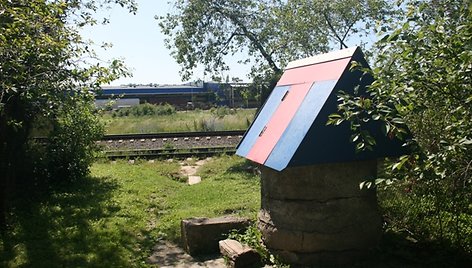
[230,15,281,74]
[216,30,243,56]
[340,20,357,46]
[322,12,347,49]
[212,3,281,74]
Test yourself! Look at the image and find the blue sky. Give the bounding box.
[80,1,379,86]
[80,1,251,86]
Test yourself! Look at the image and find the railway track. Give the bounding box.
[98,130,246,159]
[104,147,237,159]
[101,130,245,140]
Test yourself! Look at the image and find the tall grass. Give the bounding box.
[101,107,256,134]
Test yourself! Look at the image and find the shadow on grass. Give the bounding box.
[356,231,472,268]
[0,176,134,267]
[225,160,260,179]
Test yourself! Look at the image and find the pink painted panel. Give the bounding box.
[246,83,312,164]
[277,57,351,86]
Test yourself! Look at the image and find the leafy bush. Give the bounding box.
[330,0,471,253]
[31,98,104,182]
[113,103,176,117]
[379,178,472,252]
[228,225,269,262]
[210,106,236,118]
[228,224,289,267]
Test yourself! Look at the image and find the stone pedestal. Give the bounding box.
[258,160,382,266]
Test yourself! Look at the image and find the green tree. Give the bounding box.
[330,0,472,251]
[158,0,392,100]
[284,0,392,50]
[0,0,136,228]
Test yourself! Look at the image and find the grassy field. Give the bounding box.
[0,155,260,267]
[1,155,470,267]
[101,107,256,134]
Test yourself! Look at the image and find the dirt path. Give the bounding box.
[179,158,210,185]
[148,240,225,268]
[148,157,227,267]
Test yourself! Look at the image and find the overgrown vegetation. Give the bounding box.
[0,0,136,228]
[111,103,176,117]
[228,224,289,267]
[101,107,256,134]
[0,156,260,267]
[1,0,471,266]
[330,0,472,254]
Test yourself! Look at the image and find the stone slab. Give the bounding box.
[219,239,261,268]
[181,216,252,256]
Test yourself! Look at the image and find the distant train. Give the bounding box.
[94,82,259,110]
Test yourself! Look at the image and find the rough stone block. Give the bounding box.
[258,217,381,252]
[219,239,261,268]
[260,195,381,232]
[181,216,252,256]
[258,160,382,266]
[260,159,377,201]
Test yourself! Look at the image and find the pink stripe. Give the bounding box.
[277,58,351,86]
[246,83,312,164]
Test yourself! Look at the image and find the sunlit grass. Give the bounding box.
[0,155,260,267]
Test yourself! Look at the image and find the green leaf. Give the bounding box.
[391,117,404,124]
[391,156,409,171]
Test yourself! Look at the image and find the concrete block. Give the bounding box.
[181,216,252,256]
[219,239,261,268]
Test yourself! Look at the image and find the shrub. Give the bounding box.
[228,224,289,267]
[113,103,176,117]
[45,99,104,182]
[211,106,236,118]
[330,0,471,253]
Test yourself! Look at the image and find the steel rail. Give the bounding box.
[33,130,247,142]
[101,130,246,141]
[103,146,236,159]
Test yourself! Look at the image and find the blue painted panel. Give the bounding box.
[236,85,290,157]
[264,80,338,171]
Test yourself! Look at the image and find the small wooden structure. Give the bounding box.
[236,47,407,266]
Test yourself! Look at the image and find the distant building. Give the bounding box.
[94,82,258,109]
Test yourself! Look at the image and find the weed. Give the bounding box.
[101,108,256,134]
[112,103,176,117]
[228,224,290,268]
[162,141,175,150]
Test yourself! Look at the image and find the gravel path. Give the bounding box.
[98,135,243,151]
